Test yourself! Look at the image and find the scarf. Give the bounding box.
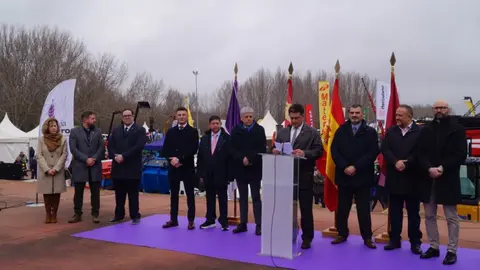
[42,118,63,152]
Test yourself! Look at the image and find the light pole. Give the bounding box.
[192,70,199,130]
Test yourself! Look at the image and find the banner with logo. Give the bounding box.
[39,79,76,167]
[318,81,330,143]
[375,81,391,121]
[305,104,314,127]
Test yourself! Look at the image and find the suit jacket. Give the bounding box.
[275,123,323,189]
[69,126,105,183]
[108,123,148,180]
[197,128,233,186]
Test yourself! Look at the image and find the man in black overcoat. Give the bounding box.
[381,105,422,254]
[330,104,379,249]
[417,100,467,265]
[107,109,147,225]
[197,116,233,231]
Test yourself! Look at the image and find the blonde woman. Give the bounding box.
[36,118,68,223]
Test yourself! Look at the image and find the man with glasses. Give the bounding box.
[417,100,467,265]
[107,109,148,225]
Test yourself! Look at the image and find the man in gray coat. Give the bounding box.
[273,104,323,249]
[68,111,105,224]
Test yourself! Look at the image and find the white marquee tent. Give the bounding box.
[0,114,31,162]
[258,111,278,140]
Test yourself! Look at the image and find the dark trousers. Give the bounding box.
[298,188,314,241]
[388,193,422,244]
[237,179,261,225]
[113,178,141,219]
[337,185,372,240]
[73,181,100,217]
[169,175,195,222]
[205,180,228,226]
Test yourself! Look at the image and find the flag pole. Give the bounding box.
[322,60,341,237]
[228,63,241,225]
[374,52,396,244]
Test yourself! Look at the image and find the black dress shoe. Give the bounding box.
[255,224,261,236]
[384,242,401,251]
[331,236,347,245]
[301,239,312,249]
[187,221,195,230]
[108,217,124,223]
[364,239,377,249]
[443,252,457,265]
[162,220,179,229]
[232,224,248,234]
[132,218,140,225]
[410,244,422,255]
[92,216,100,224]
[420,247,440,259]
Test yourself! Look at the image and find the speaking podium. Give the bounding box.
[259,153,303,260]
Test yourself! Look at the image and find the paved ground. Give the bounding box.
[0,180,479,270]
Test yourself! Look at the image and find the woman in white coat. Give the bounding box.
[36,117,67,223]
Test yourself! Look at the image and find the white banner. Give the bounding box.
[375,81,391,121]
[38,79,76,168]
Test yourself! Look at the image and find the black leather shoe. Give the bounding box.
[364,239,377,249]
[108,217,124,223]
[410,244,422,255]
[443,252,457,265]
[301,239,312,249]
[162,220,179,229]
[232,224,248,234]
[420,247,440,259]
[132,218,140,225]
[384,242,401,251]
[255,224,261,236]
[92,216,100,224]
[331,236,347,245]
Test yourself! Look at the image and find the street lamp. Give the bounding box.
[192,70,199,130]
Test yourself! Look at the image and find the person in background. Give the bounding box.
[381,105,423,254]
[273,104,323,249]
[68,111,105,224]
[29,146,37,179]
[162,106,199,230]
[36,118,68,223]
[108,109,148,225]
[330,104,379,249]
[197,115,233,231]
[417,100,467,265]
[230,107,267,235]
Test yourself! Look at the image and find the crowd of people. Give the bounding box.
[34,99,467,266]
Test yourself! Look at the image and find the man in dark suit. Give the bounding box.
[330,104,379,249]
[68,111,105,224]
[162,106,199,230]
[381,105,423,254]
[197,115,233,231]
[417,100,467,265]
[230,107,267,235]
[107,109,148,225]
[273,104,323,249]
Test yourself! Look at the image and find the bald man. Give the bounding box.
[416,100,467,265]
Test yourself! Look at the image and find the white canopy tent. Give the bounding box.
[26,126,40,153]
[258,111,278,140]
[0,114,30,162]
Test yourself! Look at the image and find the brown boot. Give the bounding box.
[51,194,60,223]
[43,194,52,224]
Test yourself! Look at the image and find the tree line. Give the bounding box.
[0,24,433,133]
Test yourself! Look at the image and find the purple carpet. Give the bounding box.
[72,214,478,270]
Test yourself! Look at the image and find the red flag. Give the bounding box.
[305,104,314,127]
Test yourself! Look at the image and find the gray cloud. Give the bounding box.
[1,0,479,113]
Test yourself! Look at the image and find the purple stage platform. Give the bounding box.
[72,214,478,270]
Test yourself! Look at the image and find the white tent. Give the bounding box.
[143,122,149,131]
[0,114,30,162]
[26,126,39,138]
[258,111,278,140]
[0,113,27,138]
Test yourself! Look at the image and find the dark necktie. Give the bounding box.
[353,126,358,134]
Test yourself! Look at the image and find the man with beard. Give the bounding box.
[162,107,199,230]
[417,100,467,265]
[381,105,423,254]
[330,104,379,249]
[230,107,267,235]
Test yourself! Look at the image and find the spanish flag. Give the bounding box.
[324,75,345,212]
[184,97,194,127]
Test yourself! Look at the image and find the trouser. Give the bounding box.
[237,179,261,225]
[205,180,228,226]
[388,193,422,244]
[298,188,314,241]
[73,181,100,217]
[113,178,141,219]
[424,192,459,253]
[337,185,372,240]
[169,175,196,222]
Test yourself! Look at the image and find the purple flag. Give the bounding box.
[225,80,240,134]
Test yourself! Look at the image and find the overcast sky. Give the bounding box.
[1,0,479,113]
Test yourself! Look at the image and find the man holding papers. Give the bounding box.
[273,104,323,249]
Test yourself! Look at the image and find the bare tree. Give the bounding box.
[238,68,272,118]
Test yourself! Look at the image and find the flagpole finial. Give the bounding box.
[288,62,294,76]
[335,59,341,75]
[234,63,238,75]
[390,52,396,66]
